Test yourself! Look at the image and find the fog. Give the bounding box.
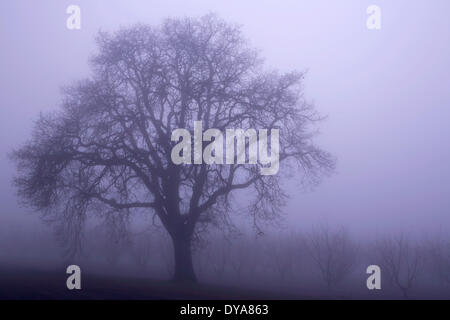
[1,1,450,299]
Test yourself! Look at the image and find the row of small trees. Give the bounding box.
[81,224,450,298]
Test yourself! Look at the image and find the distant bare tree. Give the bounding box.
[427,237,450,285]
[228,244,246,280]
[158,232,175,278]
[11,14,334,282]
[306,225,357,289]
[130,231,153,270]
[376,235,423,298]
[267,235,298,284]
[207,238,232,281]
[94,214,130,265]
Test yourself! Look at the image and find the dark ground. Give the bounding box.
[0,265,311,300]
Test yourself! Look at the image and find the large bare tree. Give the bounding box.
[12,15,334,282]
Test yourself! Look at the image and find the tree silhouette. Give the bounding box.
[376,235,423,298]
[306,225,357,289]
[12,15,334,282]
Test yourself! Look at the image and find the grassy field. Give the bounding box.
[0,265,312,300]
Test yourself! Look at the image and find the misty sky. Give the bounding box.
[1,0,450,238]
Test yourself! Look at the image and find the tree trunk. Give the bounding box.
[171,232,197,282]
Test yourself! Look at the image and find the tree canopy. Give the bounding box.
[12,14,334,281]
